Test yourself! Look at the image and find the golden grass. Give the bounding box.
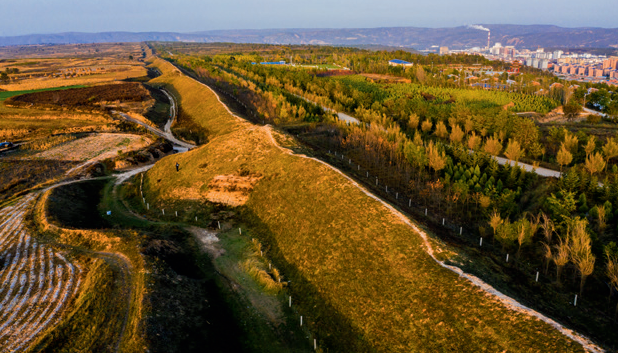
[142,58,588,352]
[1,113,108,122]
[124,112,157,128]
[23,134,77,151]
[0,128,29,139]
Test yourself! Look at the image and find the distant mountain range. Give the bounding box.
[1,25,617,50]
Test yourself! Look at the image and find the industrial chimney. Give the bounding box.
[487,31,491,51]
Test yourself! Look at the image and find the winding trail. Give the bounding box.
[173,61,604,353]
[112,93,193,151]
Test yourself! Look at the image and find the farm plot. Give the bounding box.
[0,194,81,351]
[33,133,152,163]
[6,83,152,111]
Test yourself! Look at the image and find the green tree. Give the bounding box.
[563,102,583,121]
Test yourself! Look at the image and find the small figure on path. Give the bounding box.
[176,162,180,172]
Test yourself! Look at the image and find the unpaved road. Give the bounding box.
[112,98,194,151]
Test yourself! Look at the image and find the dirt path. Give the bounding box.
[172,63,603,352]
[160,89,177,136]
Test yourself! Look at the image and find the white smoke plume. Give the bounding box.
[467,24,490,32]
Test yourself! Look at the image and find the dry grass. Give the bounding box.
[0,128,30,139]
[125,112,157,128]
[1,113,108,122]
[23,134,77,151]
[33,133,151,161]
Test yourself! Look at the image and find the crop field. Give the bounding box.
[0,86,87,101]
[6,82,153,112]
[0,45,148,92]
[0,42,144,59]
[0,194,81,351]
[141,58,594,352]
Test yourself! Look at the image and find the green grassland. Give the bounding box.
[140,58,589,352]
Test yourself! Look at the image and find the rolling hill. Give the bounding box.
[1,25,617,50]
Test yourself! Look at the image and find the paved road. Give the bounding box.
[160,89,177,136]
[583,107,607,118]
[292,94,361,125]
[112,110,194,150]
[492,156,562,178]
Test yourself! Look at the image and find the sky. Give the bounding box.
[1,0,616,36]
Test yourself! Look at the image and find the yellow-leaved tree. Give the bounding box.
[504,139,523,162]
[584,152,606,176]
[483,135,502,156]
[425,141,446,176]
[467,132,481,151]
[449,124,464,144]
[556,143,573,172]
[434,121,448,139]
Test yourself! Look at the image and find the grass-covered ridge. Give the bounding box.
[143,58,589,352]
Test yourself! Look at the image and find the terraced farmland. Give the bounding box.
[0,194,81,352]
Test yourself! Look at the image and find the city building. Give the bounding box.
[439,47,449,55]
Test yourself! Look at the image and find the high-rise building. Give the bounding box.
[553,50,563,60]
[539,60,549,70]
[439,47,449,55]
[604,58,618,70]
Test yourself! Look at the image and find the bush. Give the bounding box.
[587,114,602,124]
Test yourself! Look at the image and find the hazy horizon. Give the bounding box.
[1,0,616,37]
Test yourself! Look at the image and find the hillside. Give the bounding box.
[140,58,599,352]
[1,25,617,50]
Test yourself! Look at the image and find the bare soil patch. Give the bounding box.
[361,73,411,83]
[205,174,262,207]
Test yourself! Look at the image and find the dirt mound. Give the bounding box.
[361,73,411,83]
[315,70,356,77]
[502,101,515,110]
[205,174,262,206]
